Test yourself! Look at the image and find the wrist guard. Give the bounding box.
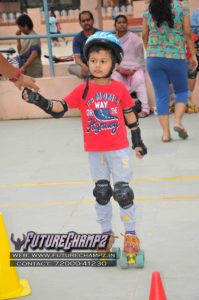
[131,127,147,156]
[22,88,68,118]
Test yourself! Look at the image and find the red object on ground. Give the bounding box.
[149,272,167,300]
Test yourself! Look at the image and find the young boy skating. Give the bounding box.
[22,31,147,255]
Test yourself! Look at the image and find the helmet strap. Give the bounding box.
[82,75,90,100]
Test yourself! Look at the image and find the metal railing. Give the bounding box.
[1,0,198,78]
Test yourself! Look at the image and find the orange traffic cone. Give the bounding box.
[149,272,167,300]
[0,213,31,299]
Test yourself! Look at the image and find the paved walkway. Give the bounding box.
[0,113,199,300]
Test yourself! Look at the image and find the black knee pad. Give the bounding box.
[113,182,134,209]
[93,180,113,206]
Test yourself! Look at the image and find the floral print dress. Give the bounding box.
[143,0,189,59]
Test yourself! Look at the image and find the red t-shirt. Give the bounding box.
[64,80,135,152]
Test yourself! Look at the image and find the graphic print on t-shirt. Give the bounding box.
[86,92,120,135]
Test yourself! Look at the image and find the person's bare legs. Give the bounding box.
[187,78,197,106]
[174,102,186,129]
[173,102,188,139]
[188,78,197,93]
[158,115,171,141]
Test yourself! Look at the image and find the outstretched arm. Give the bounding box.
[0,53,39,91]
[123,107,147,158]
[183,14,198,71]
[22,88,68,118]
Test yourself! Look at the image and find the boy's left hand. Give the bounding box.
[131,127,147,158]
[134,147,145,159]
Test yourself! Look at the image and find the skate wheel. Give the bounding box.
[121,251,126,258]
[112,247,121,259]
[135,250,145,268]
[187,106,196,113]
[118,253,128,269]
[138,249,145,257]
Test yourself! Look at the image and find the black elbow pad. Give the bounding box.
[49,100,68,118]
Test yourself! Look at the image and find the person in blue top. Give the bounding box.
[68,11,99,79]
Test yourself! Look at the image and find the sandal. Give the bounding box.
[174,126,188,139]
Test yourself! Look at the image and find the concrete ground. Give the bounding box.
[0,112,199,300]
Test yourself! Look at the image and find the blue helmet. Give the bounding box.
[83,31,124,64]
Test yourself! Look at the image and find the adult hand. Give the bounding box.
[20,66,26,73]
[14,74,39,91]
[119,68,135,76]
[128,69,136,76]
[16,29,21,35]
[189,54,198,71]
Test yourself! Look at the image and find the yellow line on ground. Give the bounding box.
[133,175,199,183]
[0,199,93,208]
[0,195,199,209]
[0,175,199,189]
[0,181,92,188]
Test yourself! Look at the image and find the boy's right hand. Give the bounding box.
[22,88,40,104]
[21,88,53,115]
[22,88,30,102]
